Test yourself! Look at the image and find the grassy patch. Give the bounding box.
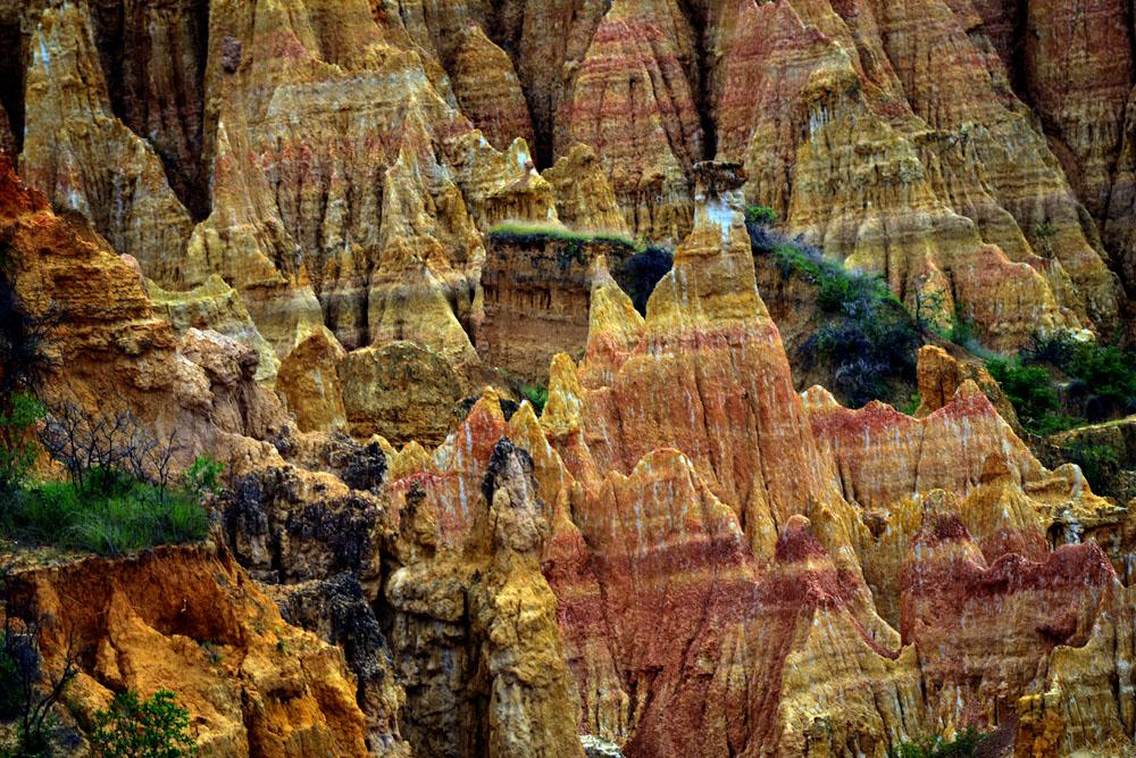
[487,222,640,252]
[1,471,208,556]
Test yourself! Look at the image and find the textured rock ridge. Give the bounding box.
[0,157,286,470]
[376,171,1132,755]
[5,546,372,757]
[384,431,585,757]
[6,0,1135,357]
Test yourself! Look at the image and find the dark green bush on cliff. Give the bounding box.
[747,216,920,407]
[891,726,988,758]
[1025,332,1136,420]
[520,384,549,415]
[90,689,196,758]
[986,331,1136,438]
[744,204,778,227]
[984,358,1071,435]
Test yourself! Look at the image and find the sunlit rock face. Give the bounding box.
[378,168,1133,755]
[5,546,378,757]
[8,0,1131,361]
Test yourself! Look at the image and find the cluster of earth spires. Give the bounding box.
[1,0,1135,756]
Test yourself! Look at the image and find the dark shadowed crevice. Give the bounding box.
[89,0,212,221]
[0,20,25,154]
[676,0,716,161]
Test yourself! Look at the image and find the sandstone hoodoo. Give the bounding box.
[1,2,1135,757]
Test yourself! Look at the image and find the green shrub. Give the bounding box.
[744,205,778,226]
[183,457,223,499]
[1,475,208,556]
[1032,332,1136,409]
[0,393,44,494]
[1063,441,1121,490]
[520,385,549,415]
[985,358,1063,435]
[892,726,987,758]
[90,689,196,758]
[755,233,921,407]
[988,332,1136,434]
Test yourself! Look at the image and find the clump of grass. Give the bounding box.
[1,470,209,556]
[487,222,640,252]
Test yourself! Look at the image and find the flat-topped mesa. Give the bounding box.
[475,230,640,385]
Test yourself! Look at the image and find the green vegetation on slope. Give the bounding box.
[987,332,1136,436]
[91,689,197,758]
[746,206,922,408]
[891,726,989,758]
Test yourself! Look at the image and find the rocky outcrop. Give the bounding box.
[476,232,638,384]
[339,342,468,447]
[276,331,347,433]
[385,435,585,758]
[4,545,372,757]
[20,3,195,284]
[218,466,386,595]
[4,0,1134,363]
[542,144,630,234]
[148,274,279,384]
[0,157,286,471]
[913,344,1020,430]
[561,0,703,242]
[376,170,1133,755]
[6,3,1136,757]
[447,26,534,153]
[273,573,409,755]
